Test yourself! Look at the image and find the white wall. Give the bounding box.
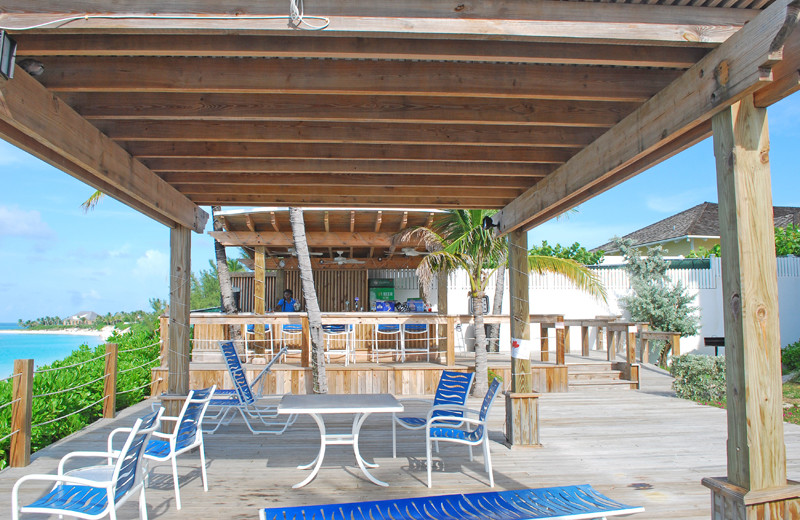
[373,256,800,355]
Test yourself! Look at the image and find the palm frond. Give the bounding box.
[528,255,608,303]
[80,190,106,213]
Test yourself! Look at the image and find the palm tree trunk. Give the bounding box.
[212,206,243,345]
[289,207,328,394]
[472,291,489,396]
[488,258,506,353]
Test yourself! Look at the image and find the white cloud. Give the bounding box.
[133,249,168,279]
[108,244,132,258]
[82,289,101,300]
[0,205,54,238]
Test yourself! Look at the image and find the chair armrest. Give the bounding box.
[151,430,174,440]
[426,403,478,419]
[160,415,179,422]
[57,450,115,475]
[427,415,488,429]
[106,426,134,458]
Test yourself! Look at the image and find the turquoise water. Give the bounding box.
[0,323,103,379]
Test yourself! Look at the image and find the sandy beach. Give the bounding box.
[0,325,117,341]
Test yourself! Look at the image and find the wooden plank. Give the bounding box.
[95,120,606,147]
[168,226,192,396]
[10,359,33,467]
[36,57,680,102]
[713,93,786,492]
[509,230,531,394]
[102,343,118,419]
[555,319,566,365]
[209,231,405,248]
[182,184,523,200]
[64,92,638,128]
[446,316,456,367]
[15,34,709,68]
[495,0,800,234]
[0,67,207,233]
[581,326,590,357]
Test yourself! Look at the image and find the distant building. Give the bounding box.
[593,202,800,256]
[63,311,99,326]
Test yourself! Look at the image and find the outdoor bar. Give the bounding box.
[0,0,798,517]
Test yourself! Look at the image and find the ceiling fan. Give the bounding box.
[334,251,365,265]
[401,247,431,257]
[273,247,323,257]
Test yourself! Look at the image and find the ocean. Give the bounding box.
[0,323,103,379]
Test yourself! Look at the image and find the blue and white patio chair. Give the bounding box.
[426,378,502,488]
[12,408,163,520]
[372,323,401,361]
[204,341,296,435]
[392,370,474,458]
[402,322,431,361]
[245,323,275,361]
[323,324,354,365]
[143,386,215,510]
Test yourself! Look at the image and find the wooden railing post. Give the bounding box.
[446,316,456,366]
[301,316,311,368]
[563,323,571,355]
[606,327,615,361]
[540,324,550,362]
[670,333,681,357]
[159,315,169,367]
[627,327,636,366]
[581,325,590,356]
[10,359,33,467]
[638,323,649,363]
[555,317,565,365]
[103,343,118,419]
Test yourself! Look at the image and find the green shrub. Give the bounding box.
[669,354,726,403]
[783,340,800,374]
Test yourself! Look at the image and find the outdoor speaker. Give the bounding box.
[0,31,17,79]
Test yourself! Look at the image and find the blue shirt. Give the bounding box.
[277,298,297,312]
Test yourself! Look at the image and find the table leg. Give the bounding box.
[352,412,388,486]
[293,413,327,488]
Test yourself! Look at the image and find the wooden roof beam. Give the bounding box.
[369,211,382,258]
[0,67,207,232]
[495,0,800,234]
[324,211,333,258]
[270,211,279,232]
[196,197,508,208]
[0,1,754,43]
[349,210,356,258]
[209,231,409,248]
[388,211,409,259]
[34,57,680,102]
[63,93,638,128]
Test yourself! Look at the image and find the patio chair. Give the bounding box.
[402,323,431,361]
[280,323,304,360]
[245,323,275,361]
[143,386,215,511]
[392,370,474,458]
[12,408,163,520]
[204,341,297,435]
[323,324,355,365]
[372,323,401,362]
[426,378,502,487]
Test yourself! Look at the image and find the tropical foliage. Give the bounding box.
[670,354,726,403]
[614,238,700,367]
[688,224,800,258]
[528,241,605,266]
[783,339,800,375]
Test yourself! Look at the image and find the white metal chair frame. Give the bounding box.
[372,323,402,362]
[12,408,164,520]
[402,323,432,361]
[323,324,355,365]
[245,323,275,362]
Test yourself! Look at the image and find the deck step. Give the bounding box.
[567,361,636,388]
[569,379,637,387]
[569,371,624,381]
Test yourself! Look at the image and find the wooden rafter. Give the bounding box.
[324,211,332,258]
[388,211,409,259]
[369,211,383,258]
[270,211,279,232]
[0,67,207,232]
[495,0,800,234]
[209,231,407,248]
[349,210,356,258]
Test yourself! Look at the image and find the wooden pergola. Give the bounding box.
[0,1,798,516]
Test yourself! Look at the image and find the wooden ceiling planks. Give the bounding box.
[0,0,793,217]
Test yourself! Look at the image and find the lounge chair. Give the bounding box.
[426,378,501,487]
[12,408,163,520]
[143,386,215,511]
[204,341,296,435]
[260,484,644,520]
[392,370,474,458]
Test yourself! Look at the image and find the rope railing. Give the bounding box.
[118,341,160,353]
[0,397,21,413]
[116,377,163,397]
[0,429,20,444]
[118,355,163,375]
[31,395,107,430]
[34,351,109,374]
[0,372,21,384]
[32,373,108,399]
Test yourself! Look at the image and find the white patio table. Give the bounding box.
[277,393,403,488]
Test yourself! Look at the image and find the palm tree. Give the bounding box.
[289,207,327,393]
[399,209,606,396]
[212,207,243,345]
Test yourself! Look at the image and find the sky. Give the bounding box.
[0,94,798,323]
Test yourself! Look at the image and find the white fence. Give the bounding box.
[373,256,800,355]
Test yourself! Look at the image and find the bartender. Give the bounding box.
[275,289,299,312]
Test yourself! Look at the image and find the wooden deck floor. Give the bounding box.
[3,365,799,519]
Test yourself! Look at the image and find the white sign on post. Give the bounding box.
[511,338,532,359]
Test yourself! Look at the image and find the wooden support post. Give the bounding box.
[168,226,191,417]
[159,315,169,367]
[596,324,604,352]
[438,271,449,359]
[670,333,681,358]
[563,324,571,355]
[103,343,118,419]
[606,328,615,361]
[704,93,799,516]
[254,246,266,345]
[555,318,565,365]
[504,393,541,447]
[301,316,311,368]
[10,359,33,467]
[446,316,456,367]
[627,329,636,366]
[638,323,649,363]
[508,229,531,393]
[274,269,286,305]
[581,326,590,357]
[540,325,550,362]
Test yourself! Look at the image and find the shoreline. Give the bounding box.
[0,326,116,341]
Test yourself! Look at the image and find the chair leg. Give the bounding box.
[139,485,148,520]
[426,436,433,488]
[468,444,473,462]
[199,439,209,492]
[171,456,182,510]
[483,440,494,488]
